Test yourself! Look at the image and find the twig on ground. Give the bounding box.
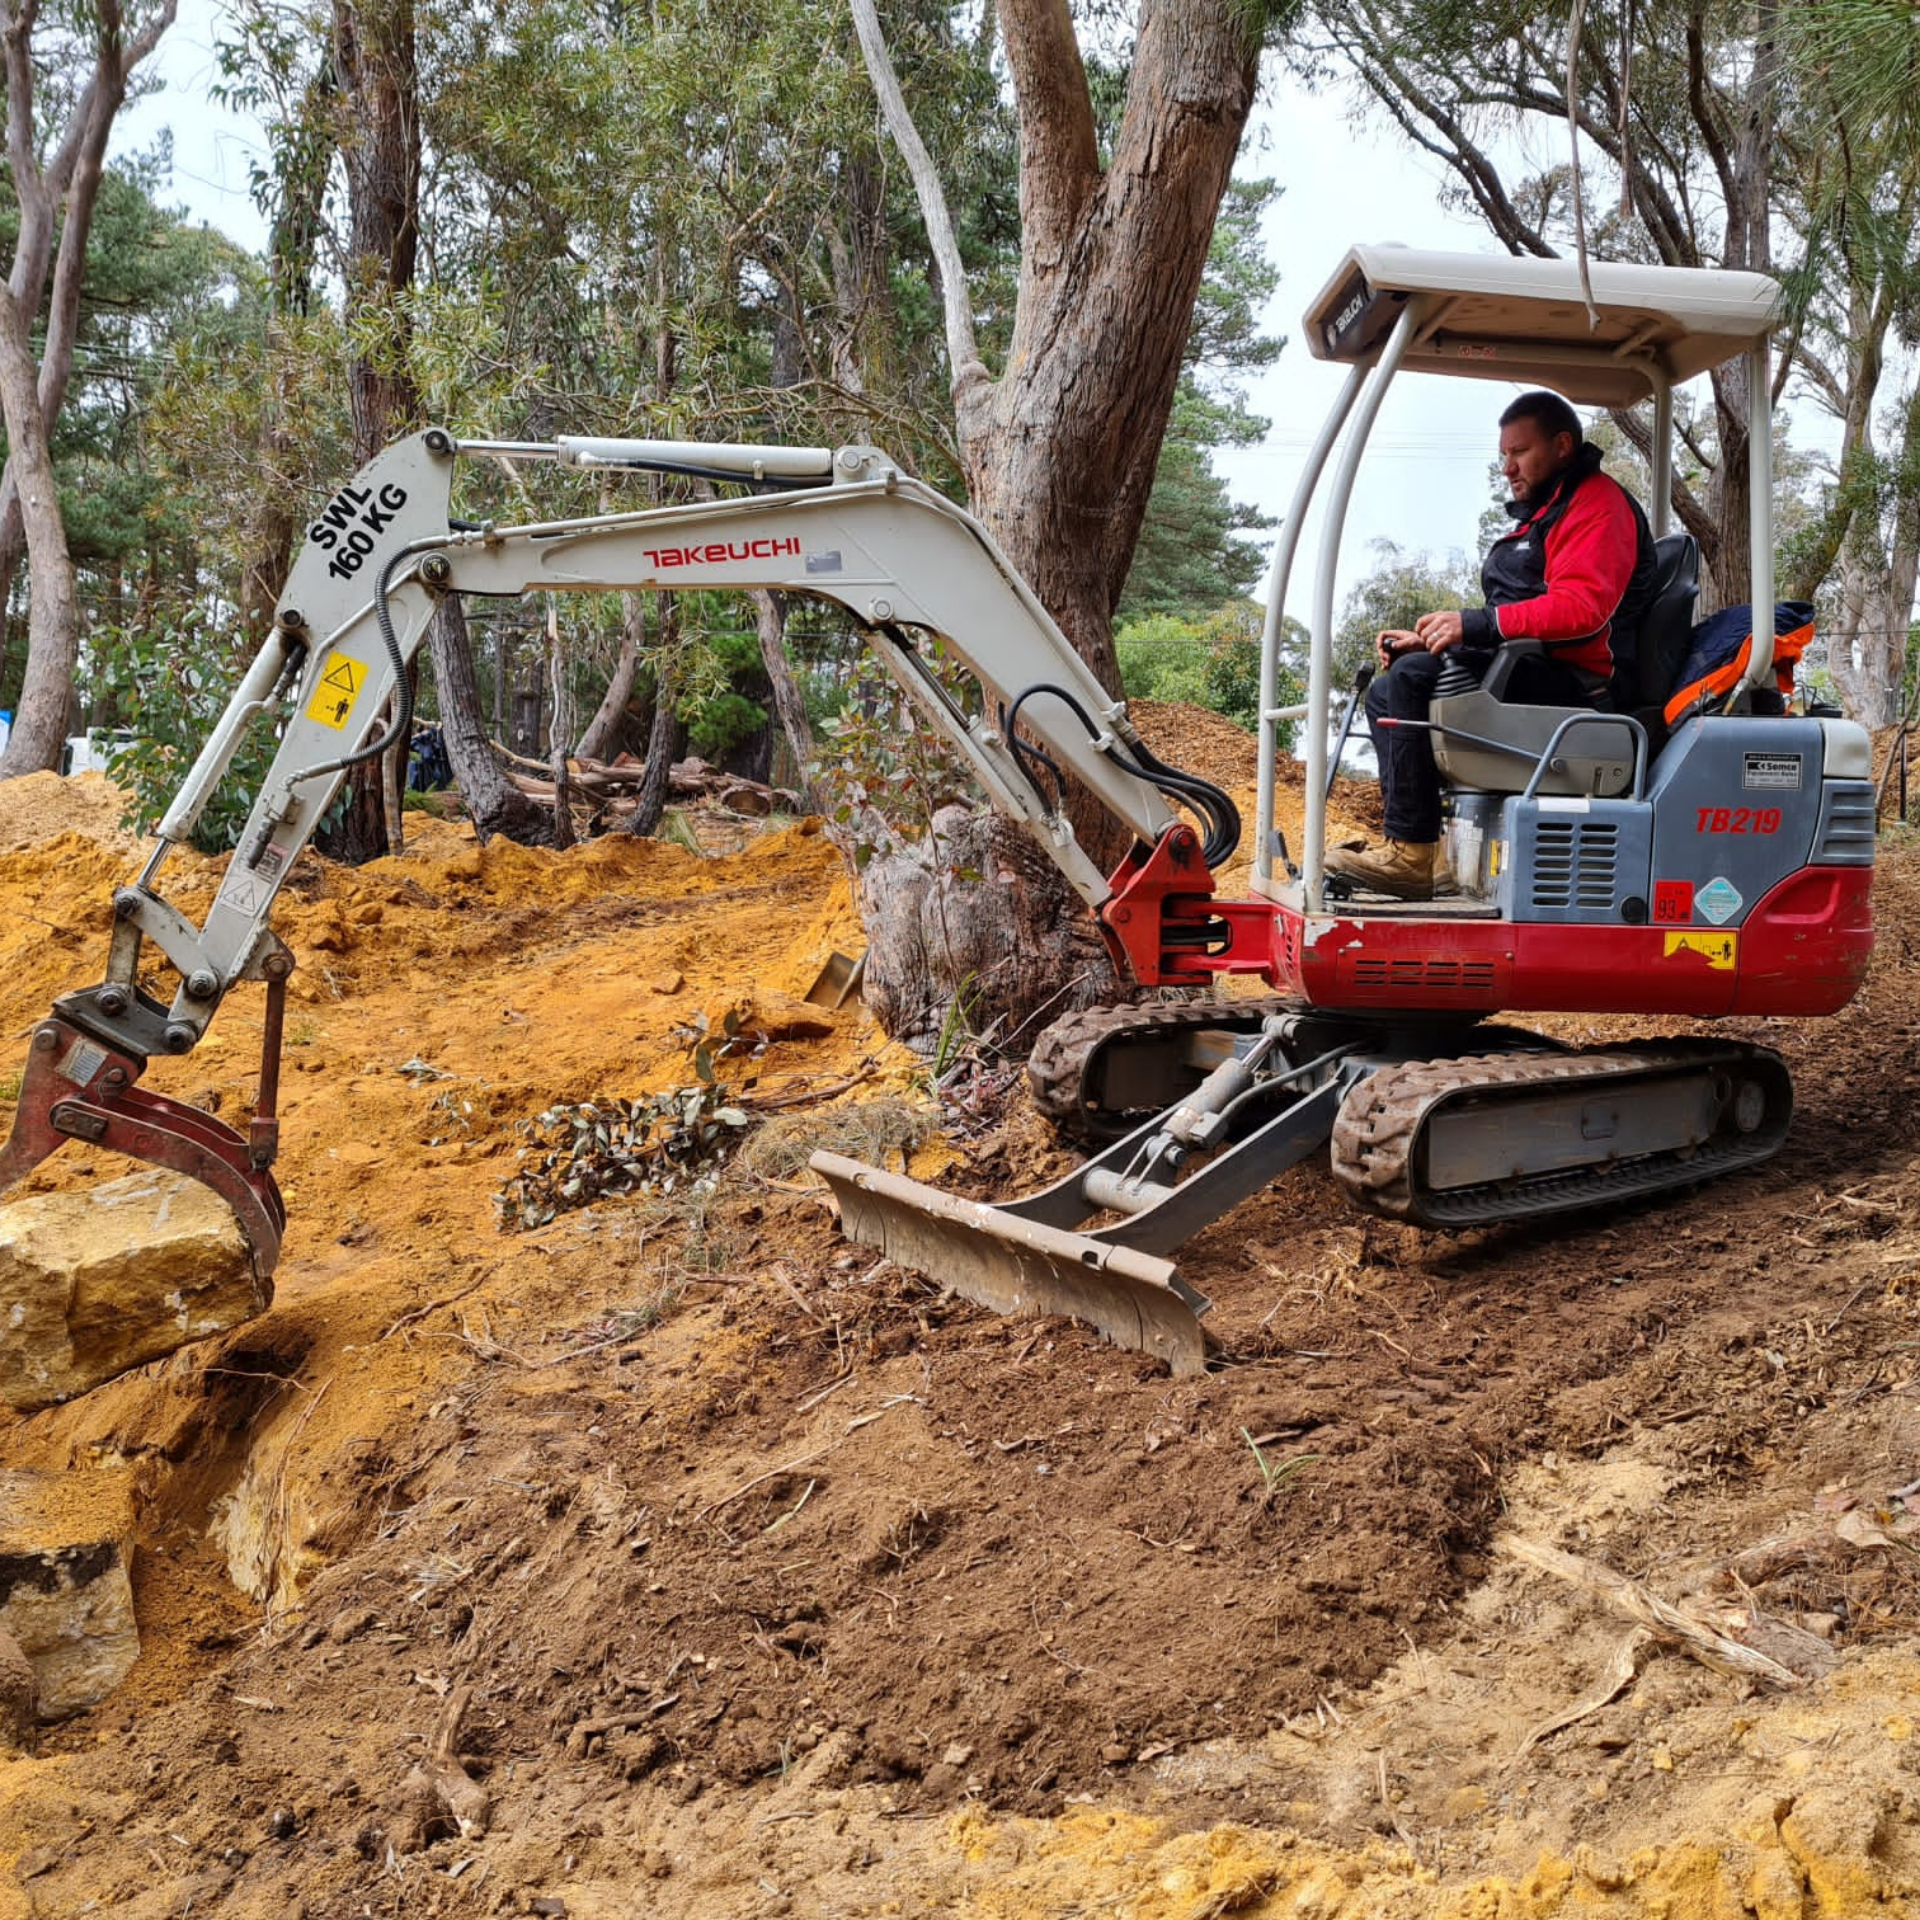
[1826,1281,1878,1333]
[564,1693,681,1758]
[378,1276,492,1342]
[697,1446,835,1520]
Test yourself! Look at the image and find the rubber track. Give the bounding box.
[1028,996,1302,1138]
[1329,1039,1790,1226]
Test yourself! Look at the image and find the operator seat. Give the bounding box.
[1429,532,1700,800]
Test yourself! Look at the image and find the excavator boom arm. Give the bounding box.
[75,431,1193,1066]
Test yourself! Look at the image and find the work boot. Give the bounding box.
[1325,837,1442,901]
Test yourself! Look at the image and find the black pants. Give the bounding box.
[1363,646,1605,843]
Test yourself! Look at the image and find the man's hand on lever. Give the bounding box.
[1375,613,1466,668]
[1412,610,1466,652]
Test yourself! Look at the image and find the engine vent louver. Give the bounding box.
[1349,956,1498,992]
[1529,819,1620,911]
[1814,787,1877,865]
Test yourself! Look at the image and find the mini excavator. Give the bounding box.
[0,248,1875,1383]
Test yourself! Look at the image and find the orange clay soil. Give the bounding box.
[0,740,1916,1920]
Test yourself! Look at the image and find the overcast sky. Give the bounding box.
[114,10,1757,614]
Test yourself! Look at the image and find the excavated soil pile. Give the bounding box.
[0,746,1916,1919]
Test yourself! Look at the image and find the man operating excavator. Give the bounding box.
[1329,389,1658,901]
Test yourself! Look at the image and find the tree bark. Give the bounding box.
[850,0,1259,1028]
[623,670,686,840]
[965,0,1261,698]
[622,590,686,840]
[749,589,816,805]
[0,282,80,766]
[334,0,419,468]
[313,0,419,861]
[860,807,1120,1054]
[426,597,552,845]
[237,64,341,646]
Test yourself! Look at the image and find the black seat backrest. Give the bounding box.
[1635,532,1700,709]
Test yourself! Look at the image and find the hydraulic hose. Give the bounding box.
[297,545,420,786]
[1005,683,1241,870]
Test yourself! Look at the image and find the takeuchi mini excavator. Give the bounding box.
[0,247,1874,1383]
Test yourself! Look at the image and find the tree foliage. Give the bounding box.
[1332,541,1481,685]
[1116,597,1305,743]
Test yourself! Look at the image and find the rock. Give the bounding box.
[0,1467,139,1715]
[0,1170,266,1411]
[1781,1786,1895,1910]
[0,1623,35,1749]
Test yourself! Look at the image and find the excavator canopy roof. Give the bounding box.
[1302,244,1782,406]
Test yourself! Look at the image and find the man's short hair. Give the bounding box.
[1499,389,1583,446]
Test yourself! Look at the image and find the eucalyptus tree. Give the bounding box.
[419,0,986,811]
[0,0,176,775]
[1771,1,1920,723]
[853,0,1297,700]
[0,159,254,687]
[217,0,554,849]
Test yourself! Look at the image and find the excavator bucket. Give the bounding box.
[0,1014,286,1273]
[0,1007,287,1404]
[810,1151,1212,1375]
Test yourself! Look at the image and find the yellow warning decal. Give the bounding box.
[1663,929,1737,970]
[305,650,367,732]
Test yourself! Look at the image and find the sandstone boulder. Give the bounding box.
[0,1170,265,1412]
[0,1467,139,1716]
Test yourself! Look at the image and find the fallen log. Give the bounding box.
[504,762,799,814]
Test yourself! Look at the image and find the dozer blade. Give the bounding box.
[810,1151,1212,1375]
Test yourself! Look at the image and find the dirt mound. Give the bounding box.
[0,791,1916,1915]
[0,771,134,851]
[1132,699,1261,794]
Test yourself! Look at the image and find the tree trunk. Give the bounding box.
[860,807,1120,1054]
[961,1,1259,704]
[0,285,79,773]
[427,596,552,845]
[623,591,685,839]
[623,668,686,840]
[512,681,542,757]
[0,0,176,774]
[851,0,1257,1033]
[747,589,816,806]
[334,0,419,468]
[381,659,417,853]
[543,601,576,845]
[576,593,645,763]
[315,0,419,863]
[238,63,340,645]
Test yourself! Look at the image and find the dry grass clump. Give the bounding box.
[735,1096,941,1182]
